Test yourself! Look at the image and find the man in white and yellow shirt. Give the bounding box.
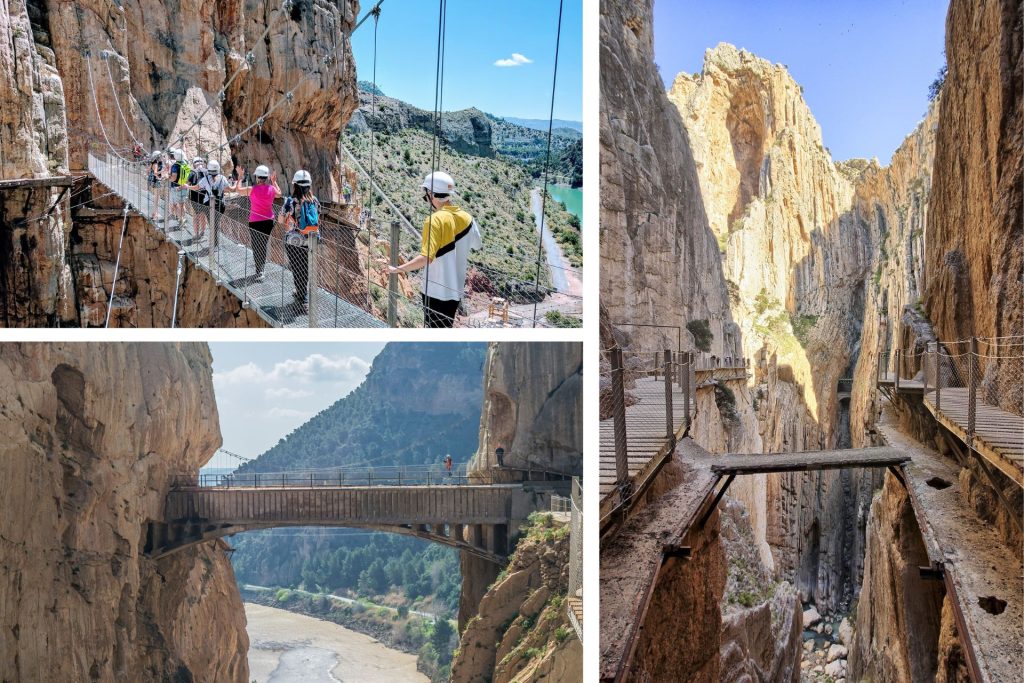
[388,171,482,328]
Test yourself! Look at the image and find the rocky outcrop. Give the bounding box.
[0,343,247,681]
[451,521,581,683]
[924,0,1022,346]
[349,90,496,158]
[848,476,945,682]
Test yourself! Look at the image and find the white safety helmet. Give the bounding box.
[173,149,184,162]
[292,169,312,187]
[421,171,455,195]
[253,165,270,179]
[206,159,221,175]
[151,150,161,160]
[193,156,204,166]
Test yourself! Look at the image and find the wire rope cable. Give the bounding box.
[104,206,130,328]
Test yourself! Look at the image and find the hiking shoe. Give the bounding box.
[255,272,265,283]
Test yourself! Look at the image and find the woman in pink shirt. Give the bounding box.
[232,164,282,281]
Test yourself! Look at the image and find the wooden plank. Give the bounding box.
[0,175,74,189]
[711,447,909,475]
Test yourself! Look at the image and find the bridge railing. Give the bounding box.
[600,348,694,502]
[177,463,573,489]
[87,153,581,328]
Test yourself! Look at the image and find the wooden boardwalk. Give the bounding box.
[923,388,1023,486]
[878,372,925,392]
[599,376,695,519]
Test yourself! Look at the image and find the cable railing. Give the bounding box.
[86,153,581,328]
[881,334,1024,446]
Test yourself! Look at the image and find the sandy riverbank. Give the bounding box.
[245,602,428,682]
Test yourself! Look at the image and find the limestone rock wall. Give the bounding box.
[0,342,248,682]
[924,0,1023,346]
[0,0,74,326]
[451,527,580,683]
[599,0,739,355]
[457,341,582,674]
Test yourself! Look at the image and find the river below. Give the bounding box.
[245,602,427,683]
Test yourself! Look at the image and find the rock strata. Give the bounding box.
[0,343,247,681]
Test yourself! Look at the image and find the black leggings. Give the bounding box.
[249,220,275,275]
[286,241,309,303]
[422,294,460,328]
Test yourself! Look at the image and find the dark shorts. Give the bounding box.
[422,294,460,328]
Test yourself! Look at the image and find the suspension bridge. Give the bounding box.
[70,0,581,329]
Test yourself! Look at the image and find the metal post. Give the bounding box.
[895,349,901,391]
[307,232,319,327]
[388,220,400,327]
[664,349,674,444]
[683,352,692,429]
[610,348,630,497]
[936,350,943,410]
[207,198,215,275]
[968,337,978,444]
[923,344,930,392]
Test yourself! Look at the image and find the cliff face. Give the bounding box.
[0,343,247,681]
[599,0,739,355]
[457,342,582,678]
[2,0,360,327]
[924,0,1023,346]
[0,0,74,326]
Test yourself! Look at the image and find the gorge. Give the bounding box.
[600,0,1021,680]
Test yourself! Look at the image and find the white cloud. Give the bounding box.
[494,53,533,68]
[266,407,311,420]
[264,387,315,400]
[213,354,371,387]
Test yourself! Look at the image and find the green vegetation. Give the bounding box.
[545,310,583,328]
[789,313,819,347]
[343,125,580,296]
[687,319,714,352]
[714,385,738,423]
[928,62,947,102]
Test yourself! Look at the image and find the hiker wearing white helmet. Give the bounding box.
[197,159,230,219]
[231,163,282,281]
[282,169,320,310]
[388,171,482,328]
[185,157,208,237]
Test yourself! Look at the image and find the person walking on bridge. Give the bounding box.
[387,171,481,328]
[283,169,320,312]
[444,454,453,479]
[231,164,282,282]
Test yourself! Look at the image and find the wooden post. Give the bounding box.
[388,220,400,327]
[664,349,674,445]
[610,348,630,496]
[967,337,978,444]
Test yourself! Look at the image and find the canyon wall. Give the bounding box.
[924,0,1022,346]
[2,0,360,327]
[601,3,801,680]
[0,343,247,681]
[457,342,583,680]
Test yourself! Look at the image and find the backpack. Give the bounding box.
[297,199,319,232]
[176,161,191,186]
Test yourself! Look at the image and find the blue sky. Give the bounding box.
[209,343,385,459]
[351,0,582,122]
[654,0,948,163]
